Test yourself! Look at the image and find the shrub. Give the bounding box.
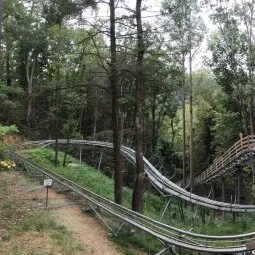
[0,160,16,171]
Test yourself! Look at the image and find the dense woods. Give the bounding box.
[0,0,255,211]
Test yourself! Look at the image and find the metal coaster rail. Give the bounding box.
[8,144,255,254]
[13,138,255,213]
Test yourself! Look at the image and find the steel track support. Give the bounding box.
[156,244,174,255]
[23,163,32,177]
[97,150,103,171]
[112,221,126,237]
[177,198,185,222]
[79,147,82,164]
[160,195,173,220]
[86,201,127,238]
[192,204,199,228]
[86,201,115,233]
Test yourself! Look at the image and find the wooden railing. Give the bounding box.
[194,135,255,185]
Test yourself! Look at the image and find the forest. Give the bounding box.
[0,0,255,217]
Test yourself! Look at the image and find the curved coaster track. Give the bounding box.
[8,137,255,254]
[20,137,255,212]
[194,135,255,185]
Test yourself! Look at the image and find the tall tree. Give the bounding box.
[209,7,249,134]
[0,0,3,66]
[132,0,145,213]
[162,0,205,187]
[109,0,123,204]
[235,0,255,181]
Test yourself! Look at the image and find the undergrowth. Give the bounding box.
[25,147,255,253]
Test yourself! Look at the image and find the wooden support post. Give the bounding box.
[211,182,215,219]
[233,211,236,223]
[204,184,207,197]
[222,177,225,203]
[237,167,244,204]
[222,177,226,220]
[237,173,240,205]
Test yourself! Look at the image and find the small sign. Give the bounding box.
[44,179,53,187]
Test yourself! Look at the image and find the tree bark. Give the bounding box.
[132,0,145,213]
[182,52,186,188]
[246,1,255,182]
[6,42,12,86]
[189,35,194,188]
[248,3,255,135]
[151,95,156,155]
[109,0,122,205]
[26,53,36,127]
[189,7,194,188]
[0,0,3,66]
[54,25,61,167]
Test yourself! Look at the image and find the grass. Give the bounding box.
[25,148,255,253]
[0,171,87,255]
[11,213,86,254]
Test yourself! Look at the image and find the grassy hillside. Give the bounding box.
[25,148,255,238]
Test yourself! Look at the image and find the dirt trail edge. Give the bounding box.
[36,185,122,255]
[0,171,123,255]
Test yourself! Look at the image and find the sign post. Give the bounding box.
[44,179,53,207]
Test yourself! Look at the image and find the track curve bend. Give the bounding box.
[30,139,255,212]
[8,141,255,254]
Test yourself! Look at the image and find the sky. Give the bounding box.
[81,0,217,71]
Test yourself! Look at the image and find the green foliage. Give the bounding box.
[0,124,19,160]
[0,124,19,138]
[211,111,243,155]
[28,148,131,204]
[27,148,255,236]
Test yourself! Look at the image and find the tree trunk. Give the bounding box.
[109,0,122,205]
[132,0,145,213]
[63,136,70,167]
[0,0,3,66]
[26,54,35,127]
[54,67,60,167]
[151,95,156,155]
[6,42,11,86]
[246,2,255,182]
[182,52,186,188]
[248,3,255,135]
[54,25,61,167]
[189,16,194,189]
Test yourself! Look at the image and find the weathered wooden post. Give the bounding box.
[222,177,226,220]
[211,182,215,219]
[237,167,244,205]
[222,177,226,203]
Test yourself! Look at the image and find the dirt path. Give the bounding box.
[33,184,122,255]
[0,171,123,255]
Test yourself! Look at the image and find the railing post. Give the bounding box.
[239,133,243,150]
